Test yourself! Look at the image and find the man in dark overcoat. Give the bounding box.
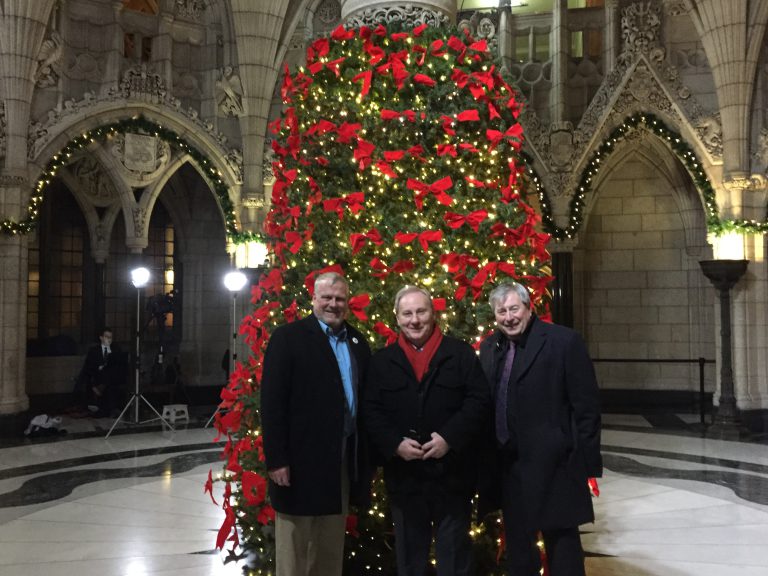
[261,272,372,576]
[364,285,489,576]
[77,327,126,416]
[478,282,602,576]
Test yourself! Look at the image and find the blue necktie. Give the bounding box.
[495,342,515,444]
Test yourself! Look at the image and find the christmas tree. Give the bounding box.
[209,21,553,575]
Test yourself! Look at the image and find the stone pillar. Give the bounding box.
[604,0,619,73]
[0,215,30,416]
[550,0,568,125]
[0,1,55,417]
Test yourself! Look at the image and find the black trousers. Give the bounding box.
[501,464,585,576]
[389,486,473,576]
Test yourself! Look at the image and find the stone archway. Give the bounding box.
[573,131,715,405]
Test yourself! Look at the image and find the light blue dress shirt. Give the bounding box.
[317,318,355,416]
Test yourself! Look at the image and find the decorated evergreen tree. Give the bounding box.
[209,21,553,575]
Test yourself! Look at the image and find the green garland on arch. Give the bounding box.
[0,115,262,244]
[531,113,768,240]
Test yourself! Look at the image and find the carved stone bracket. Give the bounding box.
[175,0,207,21]
[344,6,450,29]
[35,30,63,88]
[215,66,245,117]
[457,11,500,55]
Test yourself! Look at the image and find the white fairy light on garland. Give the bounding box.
[1,116,263,244]
[530,113,768,240]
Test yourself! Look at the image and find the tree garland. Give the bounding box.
[0,116,261,244]
[529,113,768,240]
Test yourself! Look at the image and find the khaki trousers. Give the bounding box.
[275,459,350,576]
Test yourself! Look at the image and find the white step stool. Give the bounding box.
[161,404,189,425]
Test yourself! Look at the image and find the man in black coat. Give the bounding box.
[478,282,602,576]
[261,272,371,576]
[364,286,489,576]
[77,327,126,416]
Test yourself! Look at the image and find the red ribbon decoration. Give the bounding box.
[242,471,268,506]
[304,264,345,297]
[335,122,362,144]
[330,25,355,41]
[322,192,365,219]
[352,69,373,97]
[413,73,436,87]
[348,293,371,321]
[440,252,480,274]
[394,230,442,251]
[406,176,454,209]
[433,298,447,311]
[375,160,398,178]
[354,139,376,170]
[381,109,416,122]
[457,109,480,122]
[418,230,443,251]
[443,209,488,232]
[413,23,428,37]
[374,321,398,345]
[437,143,457,157]
[349,229,384,255]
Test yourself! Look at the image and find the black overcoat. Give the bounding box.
[363,335,490,504]
[261,314,371,515]
[478,316,602,530]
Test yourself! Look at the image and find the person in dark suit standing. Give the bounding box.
[364,286,489,576]
[78,327,126,416]
[478,282,602,576]
[261,272,372,576]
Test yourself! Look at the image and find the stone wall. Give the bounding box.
[575,156,716,394]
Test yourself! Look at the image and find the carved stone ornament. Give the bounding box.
[262,140,275,185]
[132,207,147,237]
[227,147,244,184]
[109,132,171,187]
[457,11,499,55]
[695,114,723,158]
[35,31,63,88]
[618,1,665,67]
[119,64,167,103]
[344,6,450,30]
[215,66,245,117]
[316,0,342,25]
[175,0,207,21]
[70,156,118,207]
[752,128,768,172]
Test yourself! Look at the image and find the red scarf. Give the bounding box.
[397,325,443,382]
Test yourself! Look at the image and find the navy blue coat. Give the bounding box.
[478,317,602,530]
[261,314,371,515]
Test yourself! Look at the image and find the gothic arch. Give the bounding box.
[581,132,710,257]
[26,102,243,244]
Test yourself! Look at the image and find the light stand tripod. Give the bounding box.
[206,270,247,428]
[106,267,174,438]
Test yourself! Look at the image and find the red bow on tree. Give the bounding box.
[381,109,416,122]
[406,176,454,209]
[323,192,365,219]
[374,321,398,345]
[348,293,371,321]
[443,209,488,232]
[349,229,384,254]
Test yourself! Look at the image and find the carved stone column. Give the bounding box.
[550,0,568,125]
[0,180,30,416]
[340,0,454,26]
[604,0,619,73]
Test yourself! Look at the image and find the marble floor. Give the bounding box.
[1,412,767,576]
